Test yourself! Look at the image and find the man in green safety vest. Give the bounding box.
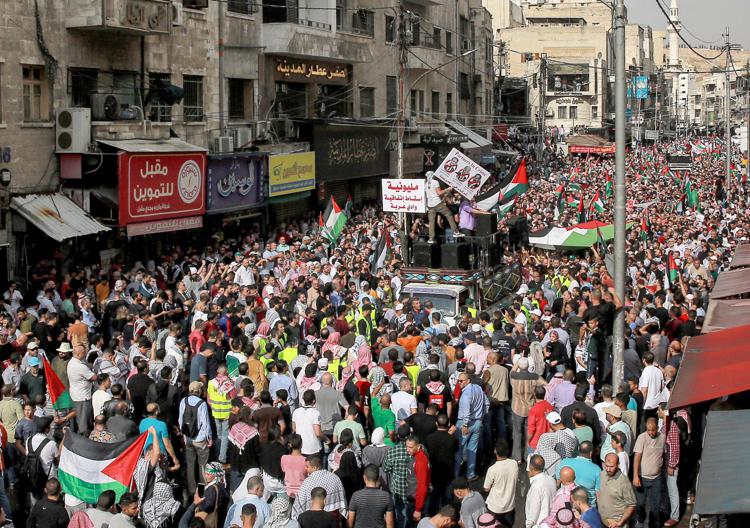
[206,364,234,463]
[356,304,373,344]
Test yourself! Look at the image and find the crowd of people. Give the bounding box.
[0,134,744,528]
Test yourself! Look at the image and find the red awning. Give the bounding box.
[669,324,750,410]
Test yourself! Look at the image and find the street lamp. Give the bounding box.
[397,48,480,262]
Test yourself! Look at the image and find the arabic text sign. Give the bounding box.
[274,58,349,85]
[126,215,203,237]
[268,152,316,197]
[432,148,491,200]
[207,153,264,213]
[381,179,426,214]
[118,152,206,225]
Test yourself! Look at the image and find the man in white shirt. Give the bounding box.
[390,378,418,420]
[462,333,488,375]
[234,258,256,287]
[638,351,665,421]
[68,344,97,436]
[525,454,557,528]
[425,171,462,244]
[92,374,113,417]
[292,390,327,456]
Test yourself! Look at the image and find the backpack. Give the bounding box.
[24,436,51,497]
[181,398,205,438]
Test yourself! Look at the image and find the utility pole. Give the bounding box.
[746,60,750,175]
[397,6,409,263]
[725,28,732,202]
[218,0,226,136]
[612,0,626,389]
[537,56,546,161]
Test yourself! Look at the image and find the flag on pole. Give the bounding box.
[58,431,149,504]
[605,173,613,198]
[640,212,650,241]
[372,228,391,272]
[43,356,72,410]
[498,197,516,218]
[664,251,679,289]
[499,159,529,203]
[474,158,521,211]
[321,197,347,244]
[344,194,353,218]
[588,191,605,215]
[554,184,566,219]
[577,191,587,223]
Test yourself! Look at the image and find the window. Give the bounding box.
[349,9,374,36]
[432,27,441,49]
[359,87,375,118]
[23,65,49,122]
[446,92,453,118]
[228,0,256,14]
[411,20,420,46]
[228,79,253,121]
[558,106,567,119]
[418,90,424,116]
[410,90,417,117]
[69,68,98,108]
[183,75,204,122]
[591,106,598,119]
[386,76,397,116]
[431,91,440,118]
[446,31,453,54]
[459,73,470,100]
[149,72,172,122]
[385,15,395,43]
[459,16,469,50]
[569,106,577,119]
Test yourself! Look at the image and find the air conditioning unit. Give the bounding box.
[92,94,121,121]
[172,0,184,26]
[56,108,91,153]
[213,136,234,154]
[255,121,270,140]
[231,127,253,149]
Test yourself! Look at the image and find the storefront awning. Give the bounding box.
[11,193,110,242]
[669,324,750,410]
[695,410,750,515]
[97,138,207,153]
[703,299,750,333]
[447,121,492,148]
[730,243,750,269]
[709,267,750,299]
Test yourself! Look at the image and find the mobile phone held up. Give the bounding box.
[197,483,205,497]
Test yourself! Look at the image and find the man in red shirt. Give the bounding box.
[188,320,206,358]
[406,436,431,523]
[527,385,553,457]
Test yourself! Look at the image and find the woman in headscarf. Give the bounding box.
[133,427,180,528]
[362,427,391,487]
[335,450,363,503]
[321,331,342,355]
[263,494,299,528]
[196,462,231,528]
[327,428,361,472]
[253,322,272,361]
[348,335,374,372]
[227,406,261,493]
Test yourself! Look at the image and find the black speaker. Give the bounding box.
[476,213,498,237]
[412,241,441,268]
[507,216,529,247]
[442,242,471,269]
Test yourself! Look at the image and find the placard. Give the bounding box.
[382,179,426,213]
[432,148,491,200]
[268,152,316,197]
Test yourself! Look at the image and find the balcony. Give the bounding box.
[406,42,448,72]
[66,0,171,34]
[262,20,373,63]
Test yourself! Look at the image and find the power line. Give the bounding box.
[653,0,724,62]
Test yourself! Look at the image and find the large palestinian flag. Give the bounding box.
[529,220,634,250]
[58,430,148,504]
[499,158,529,202]
[320,196,347,244]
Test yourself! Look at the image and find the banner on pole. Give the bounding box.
[432,148,491,199]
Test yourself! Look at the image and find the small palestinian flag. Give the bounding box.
[372,227,391,273]
[43,356,72,410]
[321,196,347,244]
[664,251,680,289]
[344,194,353,218]
[499,159,529,203]
[589,191,605,215]
[605,173,613,198]
[577,192,587,223]
[59,431,149,504]
[640,213,650,241]
[498,197,516,218]
[554,184,566,219]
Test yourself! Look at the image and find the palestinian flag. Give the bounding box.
[554,184,566,219]
[605,173,613,198]
[577,192,587,223]
[566,196,580,209]
[664,251,680,289]
[498,197,516,218]
[344,194,353,218]
[43,356,72,410]
[588,191,605,215]
[640,213,650,241]
[372,228,391,273]
[499,159,529,203]
[529,220,634,250]
[321,196,347,244]
[475,158,521,211]
[59,431,148,504]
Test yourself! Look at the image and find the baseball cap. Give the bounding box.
[28,356,41,367]
[318,358,329,370]
[395,303,404,311]
[531,308,542,317]
[604,405,622,418]
[27,342,39,350]
[546,411,562,425]
[471,323,482,333]
[189,266,198,274]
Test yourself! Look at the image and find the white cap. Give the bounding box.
[471,323,482,333]
[395,303,404,311]
[189,266,198,274]
[531,308,542,317]
[546,411,562,425]
[517,284,529,295]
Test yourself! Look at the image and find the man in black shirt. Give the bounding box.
[26,478,69,528]
[348,465,395,528]
[298,487,337,528]
[406,404,439,443]
[424,414,459,514]
[493,324,516,362]
[127,360,154,421]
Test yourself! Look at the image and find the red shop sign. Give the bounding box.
[118,152,206,225]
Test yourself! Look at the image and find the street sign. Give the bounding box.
[645,130,659,141]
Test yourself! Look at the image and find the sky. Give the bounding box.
[625,0,750,50]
